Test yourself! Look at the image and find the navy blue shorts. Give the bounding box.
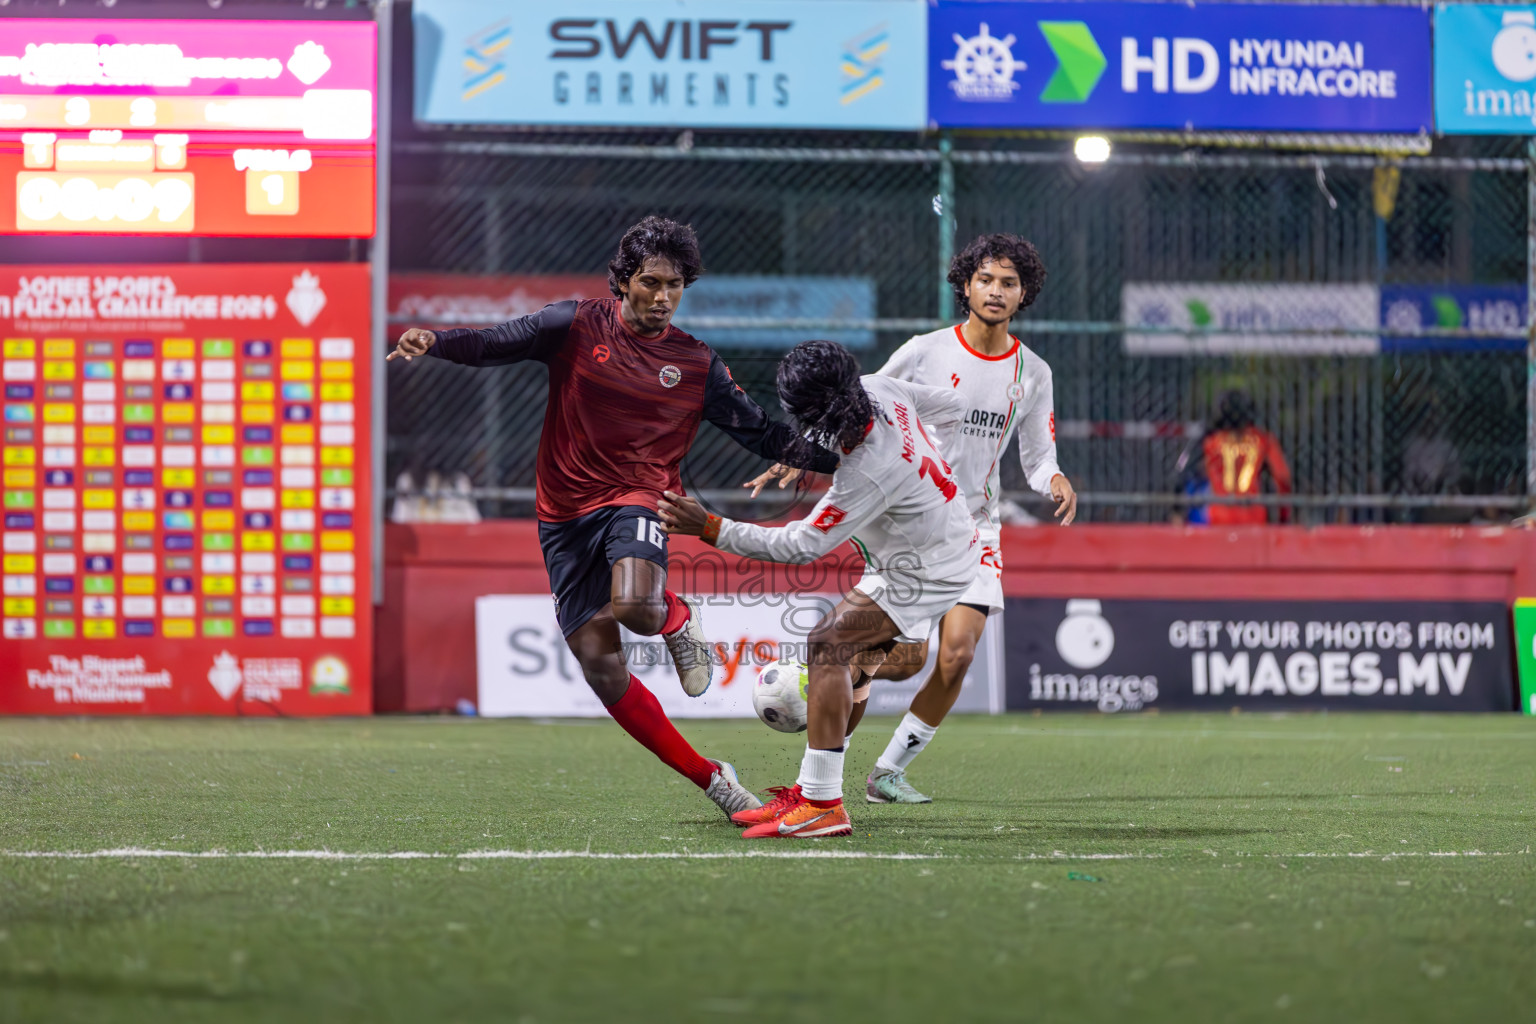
[539,504,668,637]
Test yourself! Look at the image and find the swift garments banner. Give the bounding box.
[0,262,372,714]
[412,0,927,130]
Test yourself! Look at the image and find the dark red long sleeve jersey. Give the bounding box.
[428,298,837,522]
[1201,426,1294,525]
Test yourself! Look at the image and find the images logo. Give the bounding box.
[1037,21,1106,103]
[943,23,1027,102]
[841,23,891,105]
[1055,598,1115,670]
[1492,11,1536,82]
[463,20,511,102]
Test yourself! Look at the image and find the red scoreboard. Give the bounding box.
[0,19,376,237]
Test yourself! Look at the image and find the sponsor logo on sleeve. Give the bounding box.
[812,505,847,533]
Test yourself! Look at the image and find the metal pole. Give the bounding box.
[1529,138,1536,503]
[937,132,956,321]
[371,0,393,607]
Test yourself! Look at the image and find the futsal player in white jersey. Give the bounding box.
[747,234,1078,803]
[659,340,979,838]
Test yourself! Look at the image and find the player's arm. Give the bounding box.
[1261,429,1294,494]
[1017,368,1076,525]
[661,467,888,566]
[387,299,577,367]
[904,380,966,456]
[703,352,839,474]
[1260,428,1294,524]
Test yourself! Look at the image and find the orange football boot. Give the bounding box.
[740,792,853,839]
[730,784,802,826]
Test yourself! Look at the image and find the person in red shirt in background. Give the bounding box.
[1179,390,1293,525]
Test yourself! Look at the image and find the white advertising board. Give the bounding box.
[475,592,1005,718]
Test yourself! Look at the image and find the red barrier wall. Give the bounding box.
[376,522,1536,712]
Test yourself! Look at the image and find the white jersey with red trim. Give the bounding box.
[877,325,1061,531]
[714,375,979,588]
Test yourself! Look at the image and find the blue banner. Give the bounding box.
[1380,285,1527,353]
[675,276,876,349]
[1434,4,1536,134]
[413,0,926,130]
[928,1,1431,132]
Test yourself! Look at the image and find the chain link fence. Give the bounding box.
[386,128,1533,524]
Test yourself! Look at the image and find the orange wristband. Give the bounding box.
[702,514,722,545]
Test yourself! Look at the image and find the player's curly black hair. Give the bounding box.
[607,216,704,296]
[775,339,880,464]
[947,233,1047,315]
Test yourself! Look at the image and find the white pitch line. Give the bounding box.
[0,848,1526,863]
[0,848,946,862]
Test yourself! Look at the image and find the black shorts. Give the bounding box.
[539,504,669,637]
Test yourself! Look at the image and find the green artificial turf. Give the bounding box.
[0,713,1532,1023]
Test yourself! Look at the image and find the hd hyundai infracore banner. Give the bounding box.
[928,1,1432,132]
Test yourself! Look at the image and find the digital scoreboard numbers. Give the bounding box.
[0,19,375,237]
[0,264,372,715]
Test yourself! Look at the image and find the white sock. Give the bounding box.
[875,712,937,775]
[797,746,845,803]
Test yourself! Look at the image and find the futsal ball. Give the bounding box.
[753,658,809,733]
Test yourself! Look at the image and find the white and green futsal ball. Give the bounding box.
[753,658,809,733]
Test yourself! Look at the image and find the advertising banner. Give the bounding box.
[475,591,1000,717]
[387,272,877,349]
[1380,284,1526,353]
[1516,598,1536,716]
[1004,598,1515,713]
[928,1,1431,133]
[676,276,876,349]
[0,262,372,714]
[1123,283,1380,355]
[388,273,608,327]
[0,19,376,236]
[413,0,927,130]
[1434,4,1536,134]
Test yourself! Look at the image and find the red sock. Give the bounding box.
[807,797,842,809]
[660,590,690,635]
[607,676,715,789]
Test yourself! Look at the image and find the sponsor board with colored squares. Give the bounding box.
[2,335,360,643]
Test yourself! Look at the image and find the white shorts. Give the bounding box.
[855,565,977,645]
[957,526,1004,613]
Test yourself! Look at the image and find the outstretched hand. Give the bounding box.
[658,491,708,536]
[742,463,805,499]
[386,327,436,363]
[1051,474,1078,526]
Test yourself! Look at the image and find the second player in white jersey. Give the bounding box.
[867,235,1075,804]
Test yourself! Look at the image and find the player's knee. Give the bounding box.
[936,640,976,687]
[610,594,665,636]
[577,659,631,705]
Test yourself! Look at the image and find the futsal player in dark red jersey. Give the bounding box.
[388,217,838,818]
